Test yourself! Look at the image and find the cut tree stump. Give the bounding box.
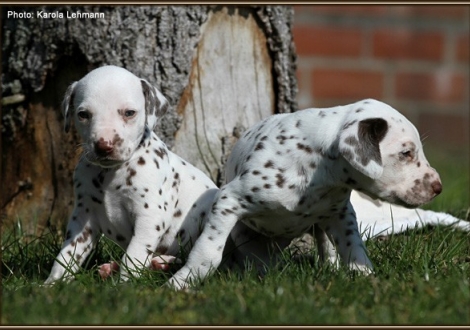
[174,7,275,183]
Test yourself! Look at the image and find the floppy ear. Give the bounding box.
[338,118,388,179]
[62,81,78,133]
[141,79,169,131]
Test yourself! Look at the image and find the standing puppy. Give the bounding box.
[168,99,443,289]
[45,66,217,284]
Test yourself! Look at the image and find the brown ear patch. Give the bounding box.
[141,80,159,117]
[356,118,388,166]
[62,81,77,133]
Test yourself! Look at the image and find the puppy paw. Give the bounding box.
[98,261,120,279]
[349,262,374,275]
[150,255,181,271]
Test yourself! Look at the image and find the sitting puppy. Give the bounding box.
[45,66,217,284]
[167,99,443,289]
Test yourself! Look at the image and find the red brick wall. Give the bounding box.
[293,5,469,150]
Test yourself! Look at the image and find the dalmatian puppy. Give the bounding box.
[167,99,443,289]
[44,65,218,284]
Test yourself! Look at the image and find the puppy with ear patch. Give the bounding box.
[167,99,443,290]
[45,66,217,284]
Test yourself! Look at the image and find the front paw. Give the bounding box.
[166,267,192,290]
[43,272,74,286]
[43,277,58,286]
[166,276,188,291]
[348,262,374,275]
[150,255,181,271]
[98,261,120,279]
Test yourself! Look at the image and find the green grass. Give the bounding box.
[422,148,469,217]
[2,148,469,325]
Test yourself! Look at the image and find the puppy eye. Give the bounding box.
[77,110,91,121]
[124,110,136,118]
[400,150,413,160]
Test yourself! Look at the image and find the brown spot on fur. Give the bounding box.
[255,142,264,151]
[91,196,102,204]
[297,143,313,154]
[276,173,286,188]
[126,168,137,186]
[264,160,275,168]
[154,147,167,159]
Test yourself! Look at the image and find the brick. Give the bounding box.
[395,72,466,103]
[373,29,444,61]
[418,113,469,148]
[296,69,304,94]
[293,25,362,57]
[294,5,388,16]
[311,68,384,100]
[389,5,469,20]
[456,34,469,63]
[295,69,314,109]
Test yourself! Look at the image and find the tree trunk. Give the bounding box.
[1,5,297,235]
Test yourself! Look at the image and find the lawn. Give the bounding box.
[2,148,469,325]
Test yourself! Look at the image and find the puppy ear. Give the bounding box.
[62,81,77,133]
[141,79,169,131]
[339,118,388,179]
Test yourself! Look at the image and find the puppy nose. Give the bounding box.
[431,181,442,195]
[95,139,114,156]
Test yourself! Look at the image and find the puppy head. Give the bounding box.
[62,65,169,167]
[339,99,442,208]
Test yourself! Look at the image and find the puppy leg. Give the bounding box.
[319,203,373,274]
[119,214,167,281]
[45,209,99,284]
[167,186,246,290]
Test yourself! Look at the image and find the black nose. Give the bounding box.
[431,181,442,195]
[94,139,114,156]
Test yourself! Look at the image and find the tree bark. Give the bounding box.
[1,5,297,235]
